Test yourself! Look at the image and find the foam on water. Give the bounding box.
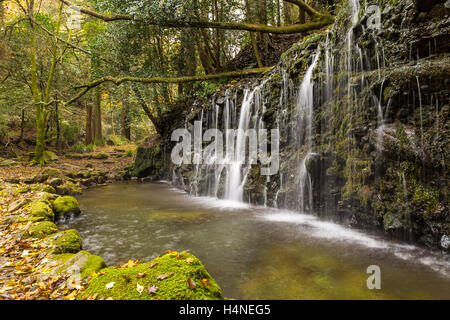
[262,211,450,277]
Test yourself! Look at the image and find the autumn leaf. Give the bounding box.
[157,272,174,280]
[87,293,99,300]
[147,285,159,294]
[185,257,195,264]
[105,282,115,289]
[201,278,212,287]
[122,275,131,282]
[136,284,144,294]
[147,262,158,269]
[121,259,138,268]
[188,278,196,290]
[136,272,146,278]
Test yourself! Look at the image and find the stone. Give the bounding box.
[91,152,108,160]
[52,196,80,218]
[47,177,64,187]
[50,229,82,254]
[28,200,54,222]
[0,159,18,167]
[56,181,82,195]
[33,173,49,183]
[28,221,58,238]
[8,198,30,212]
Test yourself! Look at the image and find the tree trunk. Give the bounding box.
[121,101,131,140]
[55,98,60,148]
[93,86,103,145]
[18,109,25,143]
[85,102,93,145]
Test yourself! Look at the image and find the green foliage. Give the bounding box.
[61,121,82,146]
[126,149,134,157]
[106,134,126,146]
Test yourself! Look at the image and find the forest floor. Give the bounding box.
[0,144,136,181]
[0,145,136,299]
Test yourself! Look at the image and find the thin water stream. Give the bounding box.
[59,181,450,300]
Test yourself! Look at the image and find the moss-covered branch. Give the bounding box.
[65,67,272,106]
[59,0,333,34]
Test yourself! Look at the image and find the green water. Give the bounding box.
[59,181,450,299]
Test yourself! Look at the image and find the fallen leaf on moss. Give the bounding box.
[147,285,158,294]
[188,278,196,290]
[105,282,115,289]
[122,275,131,282]
[136,272,146,278]
[147,262,158,269]
[136,284,144,294]
[185,257,194,264]
[157,272,174,280]
[201,278,211,287]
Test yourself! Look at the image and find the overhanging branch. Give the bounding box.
[65,67,273,106]
[59,0,333,34]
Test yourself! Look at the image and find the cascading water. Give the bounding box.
[226,89,256,202]
[296,51,320,213]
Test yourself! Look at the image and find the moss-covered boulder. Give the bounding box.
[91,152,108,160]
[78,251,224,300]
[50,229,82,254]
[28,200,54,221]
[52,251,106,279]
[28,221,58,238]
[31,184,56,194]
[41,167,63,177]
[52,196,80,218]
[56,181,82,195]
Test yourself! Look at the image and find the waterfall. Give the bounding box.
[416,76,424,149]
[226,89,256,201]
[297,51,320,212]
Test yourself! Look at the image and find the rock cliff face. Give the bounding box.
[133,0,449,250]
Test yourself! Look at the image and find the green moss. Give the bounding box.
[29,221,58,238]
[31,184,56,194]
[51,229,82,254]
[52,251,106,279]
[41,167,64,178]
[52,196,80,217]
[78,252,223,300]
[56,181,82,195]
[14,186,30,194]
[28,200,54,221]
[91,152,108,159]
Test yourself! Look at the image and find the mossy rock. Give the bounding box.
[28,200,54,221]
[91,152,108,160]
[52,251,106,279]
[56,181,82,195]
[14,186,31,194]
[52,196,80,218]
[50,229,82,254]
[78,252,224,300]
[29,221,58,238]
[41,167,64,178]
[31,184,56,194]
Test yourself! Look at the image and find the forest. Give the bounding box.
[0,0,449,304]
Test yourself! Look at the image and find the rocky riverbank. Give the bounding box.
[0,150,224,300]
